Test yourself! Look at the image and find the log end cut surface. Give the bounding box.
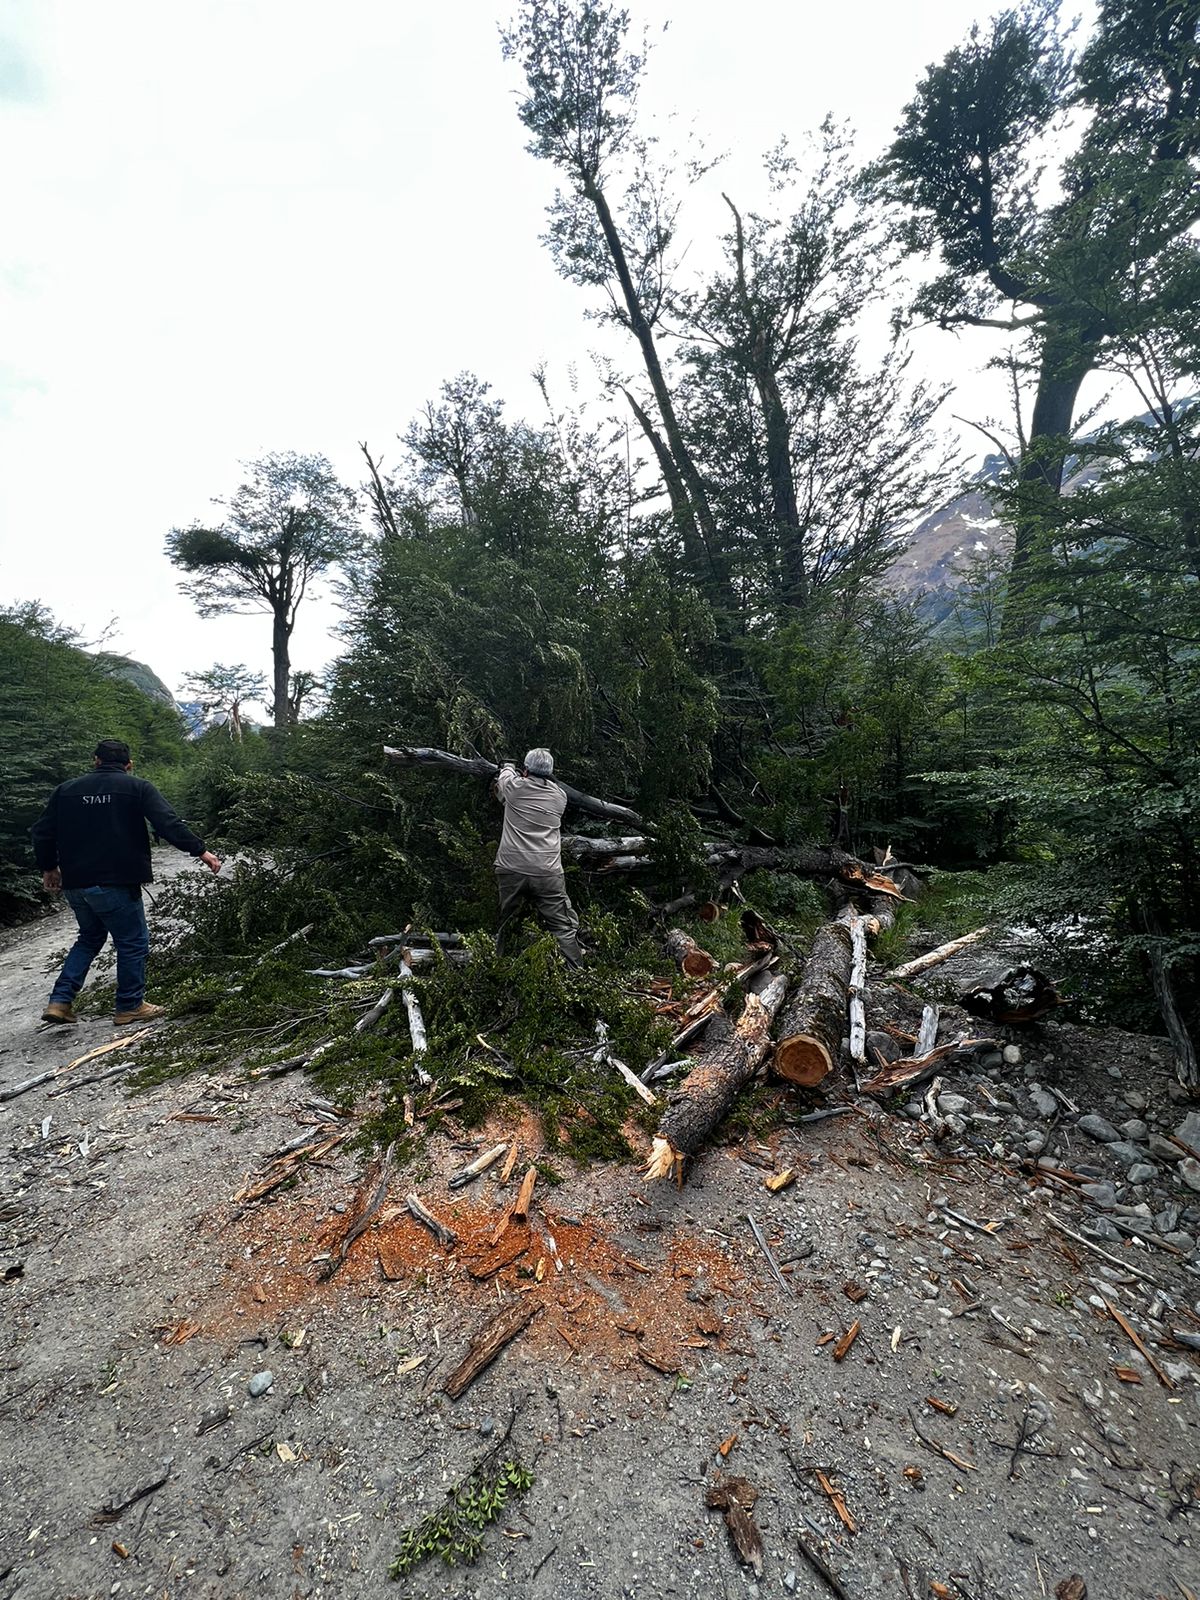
[772,1035,833,1087]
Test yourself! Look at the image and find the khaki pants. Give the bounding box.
[495,869,583,964]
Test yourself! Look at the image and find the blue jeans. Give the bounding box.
[51,886,149,1013]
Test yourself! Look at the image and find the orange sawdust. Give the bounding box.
[200,1189,747,1379]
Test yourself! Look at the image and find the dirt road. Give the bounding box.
[1,867,1198,1599]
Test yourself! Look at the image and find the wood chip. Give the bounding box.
[926,1395,958,1416]
[832,1320,861,1362]
[765,1168,796,1193]
[499,1142,520,1185]
[513,1165,537,1221]
[842,1280,868,1304]
[1113,1365,1142,1384]
[815,1468,857,1533]
[718,1434,737,1458]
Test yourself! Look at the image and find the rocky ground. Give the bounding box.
[1,856,1198,1600]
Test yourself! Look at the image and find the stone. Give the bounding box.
[1083,1218,1122,1242]
[247,1370,274,1398]
[1003,1044,1022,1065]
[1119,1118,1149,1142]
[1163,1231,1196,1252]
[1078,1113,1120,1143]
[479,1417,496,1438]
[1148,1133,1183,1163]
[1122,1089,1148,1112]
[1105,1141,1147,1168]
[783,1573,798,1595]
[1126,1163,1157,1186]
[1029,1089,1058,1119]
[1024,1135,1046,1156]
[1080,1181,1117,1209]
[1155,1202,1182,1233]
[980,1050,1004,1070]
[1178,1157,1200,1194]
[937,1093,971,1117]
[1175,1111,1200,1149]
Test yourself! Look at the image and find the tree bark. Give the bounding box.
[1002,347,1090,637]
[773,922,853,1087]
[271,609,291,732]
[645,973,789,1180]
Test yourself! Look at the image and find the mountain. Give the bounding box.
[91,652,178,709]
[887,454,1010,607]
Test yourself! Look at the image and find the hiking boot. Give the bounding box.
[113,1001,167,1025]
[41,1001,77,1026]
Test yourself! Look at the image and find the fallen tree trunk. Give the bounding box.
[772,922,853,1088]
[383,745,643,828]
[889,927,991,981]
[645,973,789,1182]
[664,928,716,978]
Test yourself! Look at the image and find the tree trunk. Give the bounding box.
[1003,344,1091,637]
[772,921,853,1087]
[645,973,789,1180]
[585,178,732,609]
[271,609,291,731]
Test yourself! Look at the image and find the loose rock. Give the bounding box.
[247,1370,274,1398]
[1078,1113,1120,1143]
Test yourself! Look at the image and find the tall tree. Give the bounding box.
[166,453,358,729]
[501,0,729,605]
[869,0,1200,626]
[182,663,267,742]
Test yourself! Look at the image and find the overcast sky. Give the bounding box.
[0,0,1100,710]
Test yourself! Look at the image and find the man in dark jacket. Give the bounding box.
[31,738,222,1025]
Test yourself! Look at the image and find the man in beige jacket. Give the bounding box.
[494,748,584,965]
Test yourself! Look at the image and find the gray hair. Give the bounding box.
[523,747,554,777]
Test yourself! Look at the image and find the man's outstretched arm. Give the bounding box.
[139,782,221,873]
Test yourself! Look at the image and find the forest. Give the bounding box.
[4,0,1199,1118]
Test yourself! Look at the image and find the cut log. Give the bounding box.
[664,928,716,978]
[443,1297,543,1400]
[645,973,790,1181]
[773,922,854,1088]
[562,834,650,864]
[844,910,867,1066]
[383,744,643,828]
[512,1165,538,1221]
[959,967,1062,1025]
[889,927,991,980]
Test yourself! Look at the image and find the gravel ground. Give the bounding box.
[1,858,1198,1600]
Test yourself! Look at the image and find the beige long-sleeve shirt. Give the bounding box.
[494,764,567,873]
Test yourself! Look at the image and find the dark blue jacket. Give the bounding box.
[31,765,206,888]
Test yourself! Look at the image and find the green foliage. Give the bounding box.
[0,604,190,921]
[389,1457,534,1579]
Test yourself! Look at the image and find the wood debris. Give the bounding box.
[1102,1297,1174,1389]
[405,1193,458,1249]
[319,1142,396,1280]
[832,1320,861,1362]
[448,1142,508,1190]
[443,1298,543,1400]
[705,1475,763,1577]
[765,1168,797,1193]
